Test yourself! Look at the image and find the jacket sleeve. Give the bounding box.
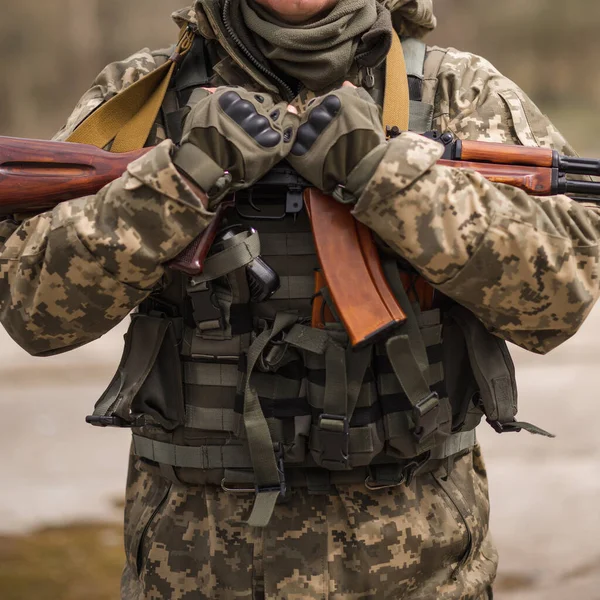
[352,48,600,354]
[0,49,214,357]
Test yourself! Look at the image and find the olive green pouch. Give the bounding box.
[90,314,185,430]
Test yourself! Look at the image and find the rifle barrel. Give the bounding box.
[564,179,600,196]
[559,155,600,177]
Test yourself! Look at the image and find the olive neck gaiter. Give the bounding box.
[227,0,393,92]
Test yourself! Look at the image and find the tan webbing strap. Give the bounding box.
[67,27,195,152]
[382,30,410,133]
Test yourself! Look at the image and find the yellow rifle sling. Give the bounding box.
[67,28,195,152]
[382,30,410,133]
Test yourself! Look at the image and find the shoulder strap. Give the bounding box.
[382,33,435,134]
[382,31,410,133]
[67,27,195,152]
[402,37,434,133]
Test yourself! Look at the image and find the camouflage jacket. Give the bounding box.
[2,2,598,599]
[0,0,598,361]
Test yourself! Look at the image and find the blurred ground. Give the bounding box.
[1,0,600,599]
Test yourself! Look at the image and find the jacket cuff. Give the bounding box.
[352,132,444,217]
[125,140,214,217]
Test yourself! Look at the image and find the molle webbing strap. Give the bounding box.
[244,312,298,527]
[67,27,195,152]
[132,435,253,469]
[429,430,477,460]
[190,229,261,284]
[131,431,476,481]
[382,30,410,133]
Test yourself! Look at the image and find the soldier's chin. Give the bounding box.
[254,0,339,23]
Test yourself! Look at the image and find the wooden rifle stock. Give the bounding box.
[0,136,151,213]
[0,136,219,276]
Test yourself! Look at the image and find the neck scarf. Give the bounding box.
[226,0,393,91]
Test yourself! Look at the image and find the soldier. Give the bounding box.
[1,0,599,598]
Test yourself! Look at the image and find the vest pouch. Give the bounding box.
[442,313,485,433]
[190,226,261,340]
[300,327,384,470]
[381,397,453,459]
[378,308,453,459]
[445,305,517,430]
[91,314,185,430]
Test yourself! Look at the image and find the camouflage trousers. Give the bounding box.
[120,446,497,599]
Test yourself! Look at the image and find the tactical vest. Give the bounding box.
[89,36,547,526]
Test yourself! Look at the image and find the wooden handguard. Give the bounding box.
[304,188,406,348]
[438,159,554,195]
[459,139,554,167]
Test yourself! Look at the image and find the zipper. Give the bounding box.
[136,483,172,575]
[198,1,279,95]
[221,0,295,101]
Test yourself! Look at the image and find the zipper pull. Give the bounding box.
[362,67,375,89]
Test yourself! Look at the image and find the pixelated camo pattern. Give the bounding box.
[0,137,214,355]
[354,46,600,354]
[0,1,596,598]
[120,449,495,599]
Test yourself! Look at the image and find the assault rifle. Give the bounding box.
[1,133,599,347]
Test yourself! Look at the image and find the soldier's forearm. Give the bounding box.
[353,132,600,353]
[0,141,215,356]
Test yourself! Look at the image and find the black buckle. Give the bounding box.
[318,414,350,470]
[487,418,522,434]
[255,444,287,498]
[85,415,132,428]
[413,392,440,442]
[403,451,432,486]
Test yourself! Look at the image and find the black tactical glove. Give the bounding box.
[287,85,387,203]
[173,87,298,205]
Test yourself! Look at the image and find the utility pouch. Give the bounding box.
[444,305,554,438]
[379,310,452,458]
[375,260,452,458]
[445,305,517,430]
[87,314,185,430]
[283,323,383,470]
[441,311,485,433]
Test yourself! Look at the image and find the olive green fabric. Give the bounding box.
[287,86,387,199]
[402,37,435,132]
[174,87,299,201]
[233,0,392,91]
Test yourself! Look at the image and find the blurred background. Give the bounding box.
[0,1,599,599]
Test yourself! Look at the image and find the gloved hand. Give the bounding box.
[287,84,387,203]
[173,87,298,206]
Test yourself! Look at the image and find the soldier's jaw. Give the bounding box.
[253,0,339,23]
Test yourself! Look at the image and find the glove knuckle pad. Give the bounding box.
[290,95,341,157]
[218,91,282,148]
[321,94,342,115]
